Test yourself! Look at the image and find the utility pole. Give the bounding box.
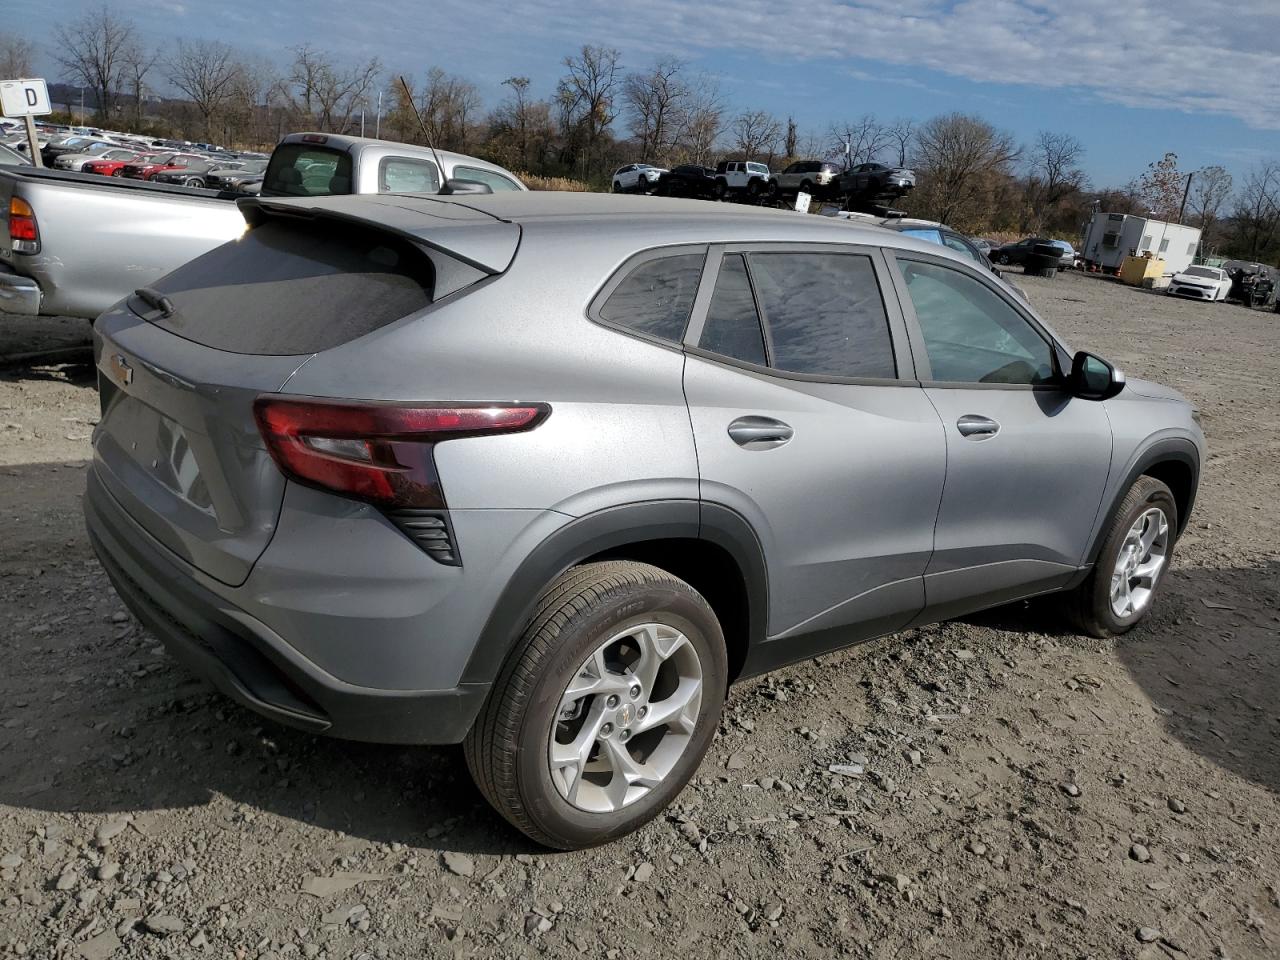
[1177,172,1193,225]
[375,89,382,139]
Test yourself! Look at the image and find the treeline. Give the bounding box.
[6,8,1279,260]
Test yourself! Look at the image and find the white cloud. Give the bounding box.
[484,0,1280,129]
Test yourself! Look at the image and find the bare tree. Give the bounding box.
[731,110,782,162]
[417,68,481,151]
[499,77,533,168]
[623,57,688,163]
[829,115,889,168]
[556,45,621,176]
[167,40,241,140]
[784,117,797,161]
[1187,165,1233,239]
[912,113,1020,227]
[674,73,723,166]
[53,4,137,123]
[1025,131,1086,231]
[886,117,915,167]
[288,45,381,134]
[1132,152,1185,220]
[121,40,159,132]
[0,34,36,78]
[1231,163,1280,260]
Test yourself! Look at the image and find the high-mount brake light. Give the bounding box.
[253,397,549,509]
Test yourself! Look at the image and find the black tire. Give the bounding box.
[1062,476,1178,638]
[799,179,813,195]
[714,179,728,200]
[464,561,727,850]
[612,180,622,193]
[998,253,1011,265]
[747,178,762,197]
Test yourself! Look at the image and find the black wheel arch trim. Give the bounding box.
[460,500,769,686]
[1084,436,1199,567]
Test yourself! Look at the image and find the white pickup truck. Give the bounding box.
[0,133,525,320]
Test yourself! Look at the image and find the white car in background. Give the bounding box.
[54,147,139,172]
[1167,265,1231,302]
[612,163,667,192]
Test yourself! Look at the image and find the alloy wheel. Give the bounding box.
[549,622,703,814]
[1110,507,1170,618]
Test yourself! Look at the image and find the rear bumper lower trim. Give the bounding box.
[0,265,42,316]
[84,469,489,744]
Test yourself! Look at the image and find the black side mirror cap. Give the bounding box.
[1071,350,1125,401]
[439,178,493,196]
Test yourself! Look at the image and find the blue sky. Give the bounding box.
[33,0,1279,186]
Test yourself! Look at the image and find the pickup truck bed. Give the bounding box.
[0,167,245,319]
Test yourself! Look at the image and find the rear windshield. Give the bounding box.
[131,219,434,355]
[261,144,354,198]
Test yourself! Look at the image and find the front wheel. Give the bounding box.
[612,180,622,193]
[465,561,727,850]
[1063,476,1178,637]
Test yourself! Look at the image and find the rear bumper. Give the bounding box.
[0,264,42,316]
[84,469,489,744]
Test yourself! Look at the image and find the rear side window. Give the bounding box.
[748,253,896,379]
[131,219,435,355]
[380,157,440,194]
[700,255,767,365]
[261,144,353,197]
[453,165,522,192]
[598,253,704,343]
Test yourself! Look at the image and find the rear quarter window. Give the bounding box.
[596,252,705,343]
[132,219,435,355]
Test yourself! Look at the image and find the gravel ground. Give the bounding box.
[0,271,1277,959]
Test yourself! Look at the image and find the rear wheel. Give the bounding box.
[183,176,204,188]
[465,561,726,850]
[714,179,727,200]
[1063,476,1177,637]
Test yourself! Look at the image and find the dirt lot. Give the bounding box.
[1,272,1277,960]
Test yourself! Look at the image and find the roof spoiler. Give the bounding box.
[237,196,521,276]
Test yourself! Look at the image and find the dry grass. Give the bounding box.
[517,172,593,192]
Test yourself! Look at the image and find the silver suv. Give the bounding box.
[86,194,1203,850]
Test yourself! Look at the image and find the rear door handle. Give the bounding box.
[956,414,1000,440]
[727,416,793,449]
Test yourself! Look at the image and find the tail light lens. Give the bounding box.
[253,396,549,509]
[8,197,39,254]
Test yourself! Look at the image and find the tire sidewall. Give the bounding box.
[515,583,726,848]
[1091,482,1178,634]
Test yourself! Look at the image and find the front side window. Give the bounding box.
[452,165,522,192]
[598,253,704,343]
[897,258,1055,385]
[380,157,441,194]
[749,253,896,379]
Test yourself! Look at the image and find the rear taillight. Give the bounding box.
[8,197,39,254]
[253,396,549,509]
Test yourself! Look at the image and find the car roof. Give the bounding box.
[251,192,968,264]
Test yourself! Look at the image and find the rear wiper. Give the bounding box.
[134,287,175,317]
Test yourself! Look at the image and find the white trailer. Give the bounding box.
[1080,212,1201,275]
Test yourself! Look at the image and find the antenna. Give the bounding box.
[398,74,448,193]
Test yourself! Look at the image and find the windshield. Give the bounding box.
[1183,267,1220,279]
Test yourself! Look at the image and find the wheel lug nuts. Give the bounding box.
[629,684,641,699]
[600,722,614,737]
[619,729,631,742]
[606,695,619,708]
[637,706,647,719]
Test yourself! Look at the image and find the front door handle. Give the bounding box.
[728,416,794,449]
[956,414,1000,440]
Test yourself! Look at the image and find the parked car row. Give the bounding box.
[612,157,916,208]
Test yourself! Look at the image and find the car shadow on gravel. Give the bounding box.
[0,345,95,386]
[1115,561,1280,797]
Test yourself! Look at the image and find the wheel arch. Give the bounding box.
[461,501,768,687]
[1084,437,1200,567]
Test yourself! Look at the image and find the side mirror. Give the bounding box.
[439,178,493,196]
[1070,350,1125,400]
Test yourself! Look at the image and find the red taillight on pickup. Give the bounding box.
[253,396,549,509]
[8,197,39,254]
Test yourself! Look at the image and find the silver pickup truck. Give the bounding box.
[0,133,526,320]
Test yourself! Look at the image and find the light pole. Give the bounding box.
[375,89,382,140]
